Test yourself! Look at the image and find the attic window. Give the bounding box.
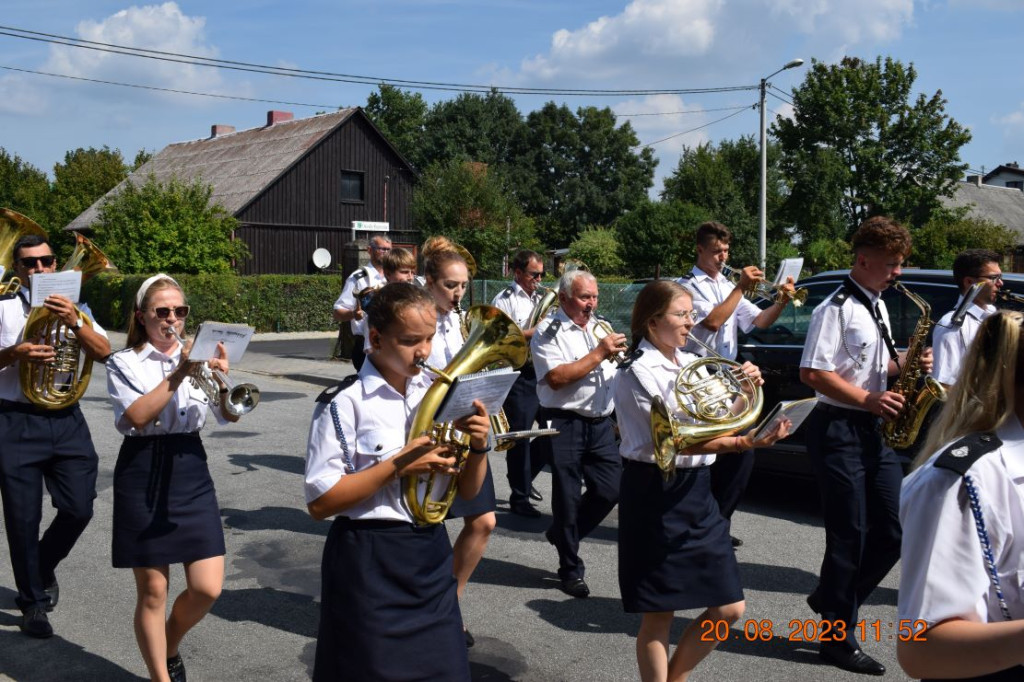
[340,170,365,203]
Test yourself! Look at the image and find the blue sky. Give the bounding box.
[2,0,1022,197]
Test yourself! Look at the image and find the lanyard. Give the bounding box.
[842,277,900,371]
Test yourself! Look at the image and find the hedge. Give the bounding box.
[83,273,345,333]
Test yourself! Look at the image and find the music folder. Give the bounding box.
[433,367,520,423]
[752,397,818,441]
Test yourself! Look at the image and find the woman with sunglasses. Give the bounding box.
[105,274,237,682]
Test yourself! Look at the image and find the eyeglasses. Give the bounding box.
[371,246,392,253]
[18,256,56,268]
[665,310,699,322]
[976,274,1003,282]
[148,306,190,319]
[526,271,544,279]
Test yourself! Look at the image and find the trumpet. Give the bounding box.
[166,327,261,417]
[719,263,808,307]
[590,317,630,366]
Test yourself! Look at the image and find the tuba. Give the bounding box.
[649,334,763,480]
[882,281,947,449]
[405,305,528,525]
[0,208,49,296]
[19,232,117,409]
[720,263,808,307]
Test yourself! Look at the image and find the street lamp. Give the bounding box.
[759,58,804,270]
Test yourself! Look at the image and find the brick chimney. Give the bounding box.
[210,124,235,138]
[267,110,294,126]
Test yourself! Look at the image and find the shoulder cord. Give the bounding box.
[328,400,356,474]
[837,304,865,370]
[963,473,1012,621]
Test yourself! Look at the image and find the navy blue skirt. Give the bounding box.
[447,457,496,519]
[618,459,742,613]
[112,434,225,568]
[314,518,469,682]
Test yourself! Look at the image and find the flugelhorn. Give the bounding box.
[166,327,261,417]
[719,263,808,307]
[650,334,763,480]
[591,318,630,366]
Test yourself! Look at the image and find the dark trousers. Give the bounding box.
[806,405,902,647]
[709,448,755,520]
[0,403,98,611]
[504,368,546,504]
[537,409,621,581]
[351,336,366,372]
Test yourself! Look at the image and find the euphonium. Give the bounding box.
[649,334,763,480]
[720,263,808,307]
[882,281,947,449]
[19,233,116,409]
[0,208,48,296]
[525,259,588,328]
[405,304,528,525]
[166,327,261,417]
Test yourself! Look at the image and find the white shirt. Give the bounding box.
[614,339,715,468]
[304,360,433,522]
[530,308,617,418]
[932,298,996,385]
[491,281,542,329]
[799,281,892,410]
[426,308,464,370]
[678,267,761,361]
[106,342,229,436]
[898,417,1024,626]
[333,263,386,335]
[0,290,108,402]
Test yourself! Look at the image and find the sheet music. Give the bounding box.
[28,270,82,307]
[433,367,520,423]
[774,257,804,285]
[752,397,817,440]
[187,322,255,363]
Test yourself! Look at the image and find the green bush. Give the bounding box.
[84,272,344,333]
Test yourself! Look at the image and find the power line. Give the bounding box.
[634,105,754,149]
[768,85,794,105]
[615,104,750,117]
[0,64,338,108]
[767,91,794,108]
[0,24,759,97]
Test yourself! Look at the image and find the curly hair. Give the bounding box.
[850,216,911,258]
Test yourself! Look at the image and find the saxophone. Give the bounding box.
[882,281,947,449]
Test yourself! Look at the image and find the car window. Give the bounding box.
[881,282,959,345]
[742,280,843,346]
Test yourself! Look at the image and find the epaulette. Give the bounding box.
[829,287,848,306]
[350,267,369,282]
[677,273,693,281]
[542,318,562,339]
[0,292,16,301]
[499,286,513,298]
[316,375,359,403]
[933,432,1001,476]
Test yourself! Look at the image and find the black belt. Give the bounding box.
[0,399,77,416]
[334,517,418,530]
[539,407,610,424]
[622,458,709,470]
[815,402,879,423]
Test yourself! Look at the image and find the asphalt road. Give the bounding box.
[0,342,912,681]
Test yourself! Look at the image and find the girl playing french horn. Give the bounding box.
[613,280,790,682]
[305,282,491,681]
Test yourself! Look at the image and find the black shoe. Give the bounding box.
[529,486,543,502]
[559,577,590,599]
[544,527,556,546]
[806,590,821,615]
[20,607,53,639]
[43,580,59,612]
[510,499,542,518]
[463,627,475,648]
[819,645,885,676]
[730,535,743,548]
[167,653,187,682]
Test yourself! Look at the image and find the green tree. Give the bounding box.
[364,84,429,169]
[567,227,624,277]
[48,146,130,233]
[614,200,710,279]
[912,212,1017,269]
[774,56,971,242]
[420,89,525,170]
[92,174,246,274]
[411,160,539,279]
[132,148,153,170]
[516,103,656,245]
[0,148,51,225]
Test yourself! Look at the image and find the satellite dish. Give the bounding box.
[312,248,332,270]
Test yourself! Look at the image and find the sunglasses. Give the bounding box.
[18,255,56,268]
[526,271,544,279]
[148,306,190,319]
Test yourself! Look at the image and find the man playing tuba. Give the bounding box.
[0,232,111,638]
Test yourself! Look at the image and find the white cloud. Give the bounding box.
[995,105,1024,139]
[0,73,48,114]
[42,2,232,102]
[767,0,914,44]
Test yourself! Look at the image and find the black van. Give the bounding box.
[738,269,1024,475]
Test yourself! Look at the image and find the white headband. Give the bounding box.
[135,273,180,309]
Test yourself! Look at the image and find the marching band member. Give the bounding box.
[105,275,238,682]
[0,233,110,639]
[932,249,1002,388]
[615,280,789,682]
[305,282,491,681]
[677,221,795,548]
[421,239,494,646]
[356,246,417,360]
[492,249,547,517]
[531,268,625,599]
[333,234,391,370]
[898,310,1024,681]
[799,216,929,676]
